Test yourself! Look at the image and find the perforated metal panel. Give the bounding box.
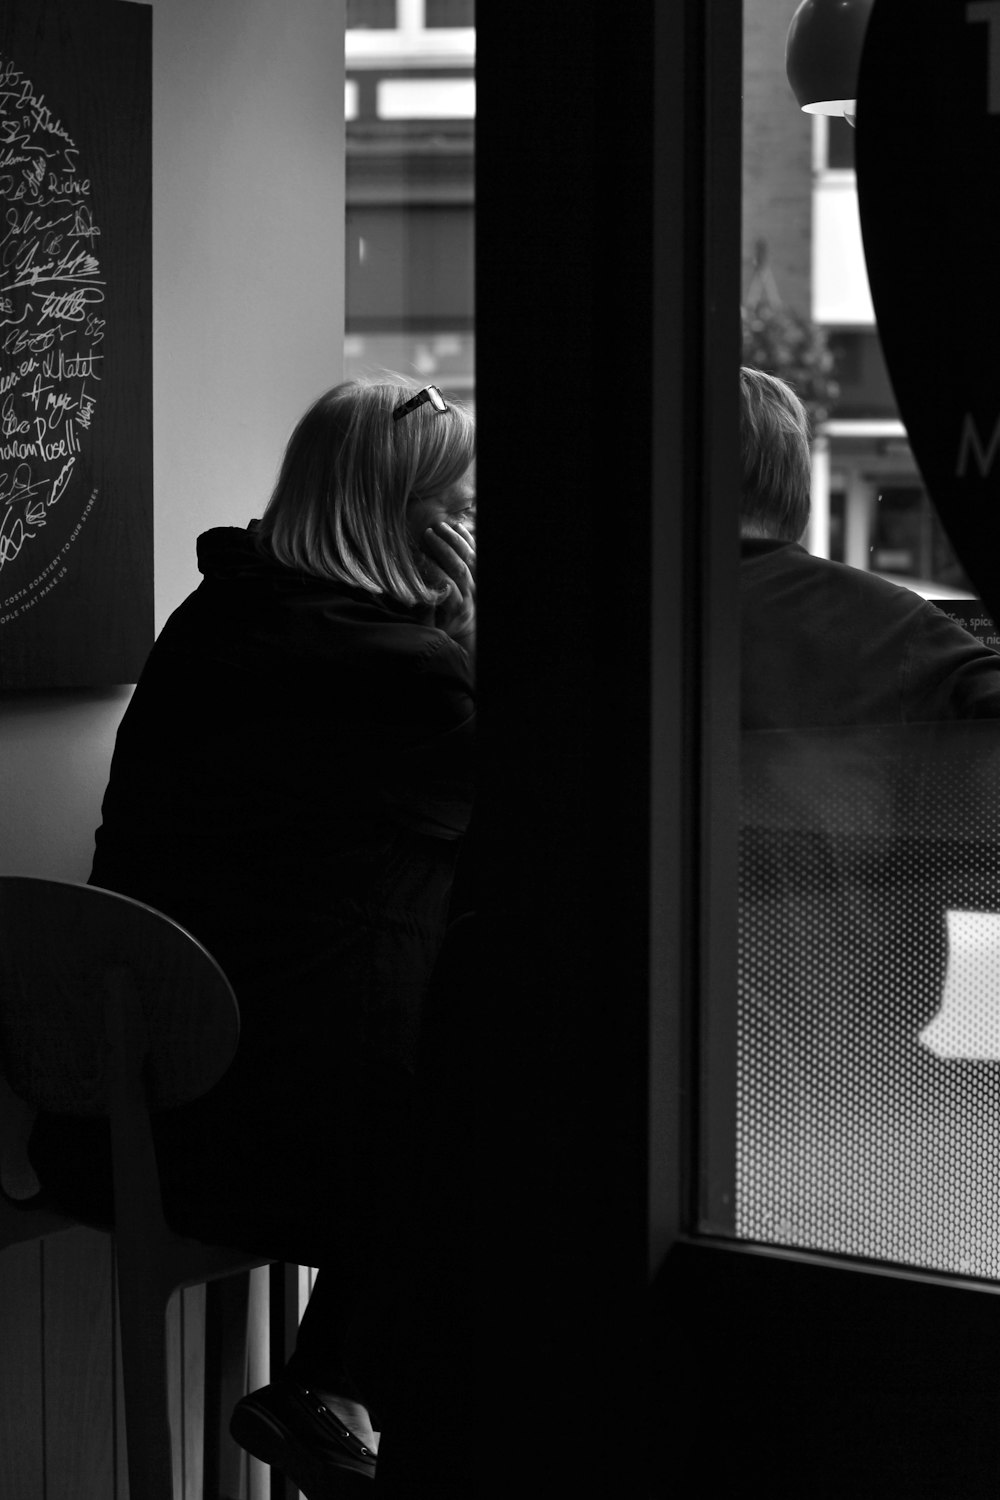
[737,720,1000,1276]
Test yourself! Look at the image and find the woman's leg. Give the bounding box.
[282,1049,420,1422]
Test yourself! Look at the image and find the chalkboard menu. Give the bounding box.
[0,0,151,687]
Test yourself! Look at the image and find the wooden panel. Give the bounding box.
[247,1267,270,1500]
[245,1266,305,1500]
[124,1274,210,1500]
[653,1239,1000,1496]
[268,1264,301,1500]
[42,1227,116,1500]
[113,1280,128,1500]
[298,1266,318,1320]
[165,1288,181,1500]
[0,1238,45,1500]
[4,1234,239,1500]
[204,1272,254,1500]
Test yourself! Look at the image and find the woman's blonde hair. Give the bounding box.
[255,378,476,606]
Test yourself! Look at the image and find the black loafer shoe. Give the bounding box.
[230,1376,376,1497]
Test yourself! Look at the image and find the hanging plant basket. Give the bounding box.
[741,240,840,428]
[741,302,840,429]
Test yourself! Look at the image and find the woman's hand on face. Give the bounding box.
[422,519,476,661]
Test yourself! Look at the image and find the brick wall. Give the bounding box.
[743,0,813,316]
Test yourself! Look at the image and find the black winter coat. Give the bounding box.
[31,526,475,1260]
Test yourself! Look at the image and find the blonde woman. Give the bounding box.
[27,379,477,1497]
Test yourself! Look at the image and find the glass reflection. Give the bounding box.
[344,0,475,407]
[736,365,1000,1277]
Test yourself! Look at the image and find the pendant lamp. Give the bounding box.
[785,0,873,126]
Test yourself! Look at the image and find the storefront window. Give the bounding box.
[344,0,475,407]
[729,0,1000,1281]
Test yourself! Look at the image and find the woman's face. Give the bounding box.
[406,466,476,544]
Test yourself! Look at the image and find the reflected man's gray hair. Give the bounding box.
[256,378,475,607]
[739,366,811,543]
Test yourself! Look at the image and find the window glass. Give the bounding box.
[826,115,855,170]
[729,0,1000,1279]
[425,0,475,26]
[347,0,397,28]
[737,718,1000,1277]
[825,330,897,420]
[345,1,475,408]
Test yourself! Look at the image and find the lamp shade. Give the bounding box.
[786,0,873,119]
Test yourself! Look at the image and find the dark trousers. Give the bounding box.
[28,910,479,1423]
[28,1042,420,1415]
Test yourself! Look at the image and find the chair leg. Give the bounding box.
[115,1261,175,1500]
[268,1263,300,1383]
[268,1264,301,1500]
[203,1271,252,1500]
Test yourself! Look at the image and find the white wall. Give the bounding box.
[0,0,345,882]
[812,176,876,326]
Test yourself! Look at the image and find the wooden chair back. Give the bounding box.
[0,875,239,1117]
[0,876,258,1500]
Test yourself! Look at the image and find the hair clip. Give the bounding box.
[392,385,449,422]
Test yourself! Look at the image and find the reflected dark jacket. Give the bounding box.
[740,539,1000,729]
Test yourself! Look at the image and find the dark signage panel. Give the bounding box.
[0,0,151,687]
[857,0,1000,630]
[930,599,1000,655]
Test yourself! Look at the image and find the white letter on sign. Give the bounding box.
[920,910,1000,1058]
[956,411,1000,475]
[968,1,1000,112]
